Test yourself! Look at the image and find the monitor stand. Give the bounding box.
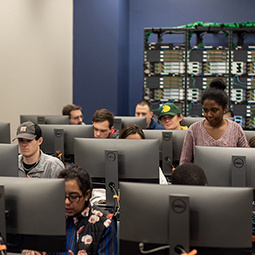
[105,150,119,208]
[37,116,45,124]
[53,129,65,162]
[169,195,190,255]
[114,118,122,131]
[0,185,6,242]
[231,155,246,187]
[162,132,173,176]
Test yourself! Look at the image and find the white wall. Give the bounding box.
[0,0,73,141]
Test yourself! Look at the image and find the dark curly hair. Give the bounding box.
[172,163,208,186]
[201,78,229,109]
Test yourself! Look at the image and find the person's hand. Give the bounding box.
[182,249,197,255]
[68,250,74,255]
[21,250,46,255]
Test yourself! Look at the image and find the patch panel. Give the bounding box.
[187,88,201,102]
[187,62,202,74]
[203,62,229,75]
[231,62,246,75]
[230,89,245,102]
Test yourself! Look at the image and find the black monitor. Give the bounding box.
[20,115,69,124]
[0,122,11,143]
[114,116,147,131]
[119,182,253,255]
[0,177,66,252]
[181,117,205,127]
[143,129,187,175]
[194,146,255,188]
[74,138,159,206]
[0,144,18,177]
[0,185,5,242]
[39,124,94,162]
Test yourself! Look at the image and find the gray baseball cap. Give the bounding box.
[13,121,38,141]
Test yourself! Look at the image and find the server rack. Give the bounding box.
[144,25,255,129]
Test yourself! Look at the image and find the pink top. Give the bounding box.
[179,119,248,164]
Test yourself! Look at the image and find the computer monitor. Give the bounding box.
[114,116,147,131]
[181,117,233,127]
[39,124,94,157]
[194,146,255,187]
[0,185,5,242]
[181,117,205,127]
[0,122,10,143]
[244,130,255,144]
[20,115,69,124]
[74,138,159,206]
[0,144,18,177]
[0,177,66,252]
[143,129,187,175]
[119,182,253,255]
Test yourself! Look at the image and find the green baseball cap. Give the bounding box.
[158,103,181,119]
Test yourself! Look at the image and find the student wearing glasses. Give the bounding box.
[59,165,117,255]
[22,165,117,255]
[62,104,85,125]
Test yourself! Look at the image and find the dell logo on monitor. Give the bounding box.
[171,198,186,214]
[233,157,245,168]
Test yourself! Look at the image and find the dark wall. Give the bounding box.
[117,0,129,116]
[73,0,255,123]
[73,0,128,124]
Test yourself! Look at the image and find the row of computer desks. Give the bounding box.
[1,116,255,255]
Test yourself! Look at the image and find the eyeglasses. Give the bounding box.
[71,115,84,120]
[65,193,83,202]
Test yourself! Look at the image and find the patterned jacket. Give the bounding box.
[70,203,117,255]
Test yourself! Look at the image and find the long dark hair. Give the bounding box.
[119,123,145,139]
